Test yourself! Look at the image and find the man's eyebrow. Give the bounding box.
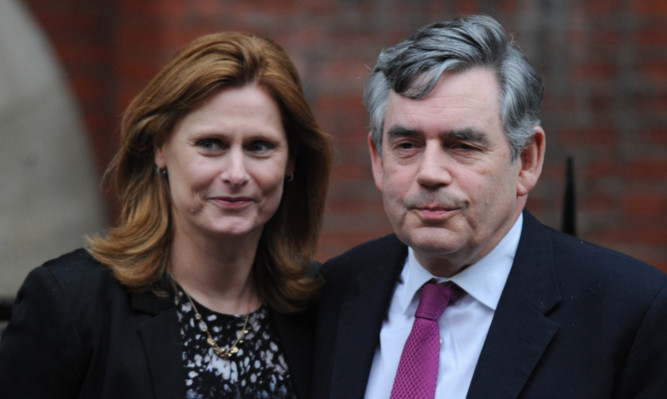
[386,125,421,139]
[446,128,489,145]
[387,125,489,145]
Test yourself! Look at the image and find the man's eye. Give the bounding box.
[448,142,476,151]
[393,140,418,151]
[390,140,421,158]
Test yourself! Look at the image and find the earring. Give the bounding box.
[156,166,167,175]
[285,172,294,183]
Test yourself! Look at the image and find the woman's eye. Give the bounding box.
[248,141,275,154]
[196,138,223,151]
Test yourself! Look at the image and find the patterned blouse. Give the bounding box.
[174,287,297,399]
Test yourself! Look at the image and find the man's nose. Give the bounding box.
[415,143,452,188]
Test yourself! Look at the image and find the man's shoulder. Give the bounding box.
[546,223,659,271]
[323,234,404,267]
[320,234,406,283]
[523,214,666,292]
[558,231,665,288]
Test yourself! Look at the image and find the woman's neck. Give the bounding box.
[168,228,262,315]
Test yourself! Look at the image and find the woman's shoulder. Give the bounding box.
[40,247,112,278]
[42,247,102,269]
[25,248,123,302]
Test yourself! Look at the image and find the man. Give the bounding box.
[313,15,667,399]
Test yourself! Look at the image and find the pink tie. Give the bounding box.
[390,282,463,399]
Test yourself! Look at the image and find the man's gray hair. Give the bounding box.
[364,15,543,160]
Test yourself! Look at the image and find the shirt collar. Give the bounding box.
[399,213,523,314]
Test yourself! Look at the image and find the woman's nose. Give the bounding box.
[221,148,249,185]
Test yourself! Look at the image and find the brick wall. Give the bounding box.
[23,0,666,271]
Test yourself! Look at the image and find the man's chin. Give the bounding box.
[396,227,464,256]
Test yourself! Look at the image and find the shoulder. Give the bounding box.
[319,234,406,291]
[31,248,120,292]
[556,230,666,301]
[322,234,404,271]
[522,212,666,300]
[546,222,662,281]
[39,248,110,277]
[18,248,130,319]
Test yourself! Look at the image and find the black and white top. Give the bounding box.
[174,288,296,399]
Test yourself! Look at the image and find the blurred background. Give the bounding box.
[1,0,666,300]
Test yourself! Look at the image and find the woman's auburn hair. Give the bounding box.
[86,32,333,313]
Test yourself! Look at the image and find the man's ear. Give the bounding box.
[517,126,546,196]
[368,132,383,191]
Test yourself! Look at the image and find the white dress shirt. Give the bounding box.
[364,214,523,399]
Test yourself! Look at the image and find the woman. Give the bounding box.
[0,32,332,399]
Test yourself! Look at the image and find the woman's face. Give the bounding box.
[155,84,291,243]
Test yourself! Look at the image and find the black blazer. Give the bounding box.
[0,249,314,399]
[313,211,667,398]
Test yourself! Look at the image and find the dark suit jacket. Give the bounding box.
[0,249,315,398]
[313,211,667,398]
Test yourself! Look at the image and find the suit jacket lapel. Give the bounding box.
[330,236,407,399]
[132,290,186,399]
[467,211,562,399]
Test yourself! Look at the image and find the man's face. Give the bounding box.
[370,67,536,276]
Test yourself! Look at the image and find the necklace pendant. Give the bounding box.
[212,345,236,360]
[175,281,252,363]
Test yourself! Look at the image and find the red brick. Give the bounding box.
[585,192,615,212]
[647,128,667,145]
[632,0,667,15]
[22,0,667,262]
[500,0,520,13]
[592,224,665,246]
[622,194,665,218]
[635,25,667,46]
[572,60,618,81]
[456,0,480,14]
[577,0,625,13]
[638,61,667,84]
[584,160,617,180]
[558,127,616,147]
[623,159,667,179]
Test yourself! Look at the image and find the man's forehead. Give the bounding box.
[382,69,502,137]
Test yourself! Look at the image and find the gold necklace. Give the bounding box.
[178,283,251,360]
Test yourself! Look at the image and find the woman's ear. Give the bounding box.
[154,144,166,170]
[517,126,546,196]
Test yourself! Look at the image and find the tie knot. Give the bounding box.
[415,282,462,321]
